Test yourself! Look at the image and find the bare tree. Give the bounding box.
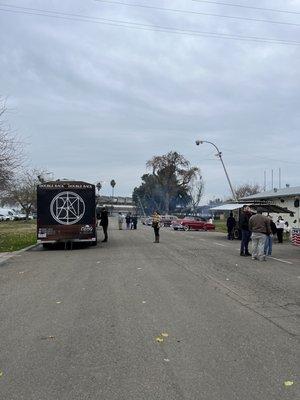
[0,97,24,190]
[4,168,47,219]
[188,172,204,215]
[235,183,261,200]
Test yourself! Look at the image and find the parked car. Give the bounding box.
[13,211,27,220]
[141,217,153,226]
[171,217,215,231]
[161,215,178,227]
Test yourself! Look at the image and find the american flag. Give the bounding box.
[291,229,300,246]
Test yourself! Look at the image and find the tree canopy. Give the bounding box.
[235,183,261,200]
[133,151,200,214]
[3,168,47,218]
[0,97,24,190]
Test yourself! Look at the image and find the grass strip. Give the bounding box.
[0,221,36,252]
[0,232,36,252]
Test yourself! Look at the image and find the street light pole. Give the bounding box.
[195,139,237,201]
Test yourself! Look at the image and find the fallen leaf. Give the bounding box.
[161,333,169,338]
[56,301,62,304]
[0,371,3,377]
[41,336,55,340]
[284,381,294,387]
[156,337,164,343]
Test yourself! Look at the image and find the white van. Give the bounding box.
[0,208,17,221]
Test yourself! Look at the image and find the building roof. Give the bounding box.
[241,186,300,200]
[210,204,245,211]
[211,203,292,214]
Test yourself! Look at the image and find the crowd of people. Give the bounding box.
[97,207,162,244]
[118,212,138,230]
[97,209,139,243]
[97,205,290,254]
[227,205,289,261]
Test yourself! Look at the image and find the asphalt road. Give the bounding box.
[0,221,299,400]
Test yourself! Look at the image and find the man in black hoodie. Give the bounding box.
[99,207,109,243]
[226,212,236,240]
[239,205,252,256]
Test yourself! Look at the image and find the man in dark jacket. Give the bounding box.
[99,207,109,242]
[239,205,252,256]
[264,215,277,256]
[132,215,138,230]
[226,212,236,240]
[125,213,131,230]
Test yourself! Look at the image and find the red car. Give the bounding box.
[171,217,215,231]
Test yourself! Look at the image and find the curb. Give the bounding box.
[0,243,39,266]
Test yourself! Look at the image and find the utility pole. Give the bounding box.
[279,168,282,189]
[195,140,237,201]
[137,195,146,216]
[271,169,274,190]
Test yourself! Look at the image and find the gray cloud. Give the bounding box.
[0,0,299,199]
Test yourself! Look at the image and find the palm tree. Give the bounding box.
[110,179,116,197]
[96,182,102,194]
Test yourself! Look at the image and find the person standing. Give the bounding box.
[125,213,131,230]
[99,207,109,242]
[249,207,271,261]
[239,205,252,256]
[264,215,277,256]
[152,211,161,243]
[276,216,285,243]
[118,212,124,230]
[132,215,138,230]
[226,212,236,240]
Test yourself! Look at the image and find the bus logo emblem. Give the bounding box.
[50,191,85,225]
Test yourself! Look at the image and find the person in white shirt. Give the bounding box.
[118,212,124,230]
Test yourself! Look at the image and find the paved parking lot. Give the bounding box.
[0,220,299,399]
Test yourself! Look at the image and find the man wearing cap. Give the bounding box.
[249,207,271,261]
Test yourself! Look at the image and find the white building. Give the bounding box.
[241,186,300,228]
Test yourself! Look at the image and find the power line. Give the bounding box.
[191,0,300,15]
[0,4,299,46]
[221,147,300,165]
[95,0,300,28]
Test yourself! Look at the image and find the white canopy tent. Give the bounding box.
[210,204,247,212]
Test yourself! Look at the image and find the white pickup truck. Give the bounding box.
[0,208,27,221]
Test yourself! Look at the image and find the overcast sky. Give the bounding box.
[1,0,299,202]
